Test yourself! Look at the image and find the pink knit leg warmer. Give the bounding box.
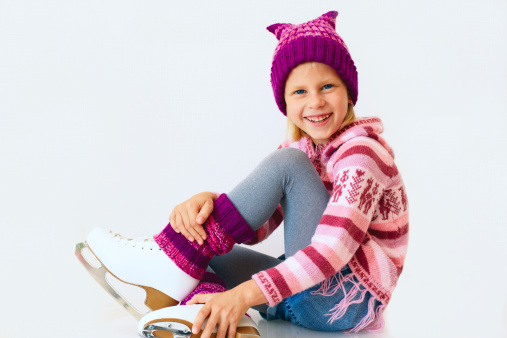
[180,272,227,305]
[154,194,255,280]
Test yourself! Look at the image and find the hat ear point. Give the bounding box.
[267,23,292,40]
[266,23,279,34]
[320,11,338,29]
[324,11,338,19]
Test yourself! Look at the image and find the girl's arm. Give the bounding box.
[251,138,401,306]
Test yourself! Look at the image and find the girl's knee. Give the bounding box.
[269,147,310,165]
[256,147,315,182]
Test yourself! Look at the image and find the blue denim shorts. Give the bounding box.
[259,264,382,331]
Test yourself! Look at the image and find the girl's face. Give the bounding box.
[284,62,350,145]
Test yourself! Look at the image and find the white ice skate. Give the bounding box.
[138,304,261,338]
[75,227,200,320]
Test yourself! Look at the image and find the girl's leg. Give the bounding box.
[79,148,326,320]
[209,147,330,312]
[227,147,330,256]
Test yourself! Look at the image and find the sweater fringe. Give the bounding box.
[311,269,385,333]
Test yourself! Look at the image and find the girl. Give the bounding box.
[76,11,409,338]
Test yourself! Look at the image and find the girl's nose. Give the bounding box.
[307,92,325,109]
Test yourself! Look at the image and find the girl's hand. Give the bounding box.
[169,191,217,245]
[187,280,267,338]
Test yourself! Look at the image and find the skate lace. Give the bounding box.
[108,231,161,250]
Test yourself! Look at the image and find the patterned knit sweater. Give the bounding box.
[249,117,409,318]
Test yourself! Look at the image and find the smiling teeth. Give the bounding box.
[306,114,330,123]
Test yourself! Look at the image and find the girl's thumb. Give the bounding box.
[196,201,213,224]
[186,295,198,305]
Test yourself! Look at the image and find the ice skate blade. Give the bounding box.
[75,242,179,320]
[142,318,261,338]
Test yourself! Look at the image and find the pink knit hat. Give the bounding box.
[267,11,358,115]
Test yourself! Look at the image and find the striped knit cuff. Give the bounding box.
[154,194,255,280]
[154,225,214,280]
[180,272,227,305]
[213,194,255,244]
[252,271,283,307]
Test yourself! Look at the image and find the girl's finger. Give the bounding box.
[175,212,192,239]
[169,212,178,232]
[185,225,202,244]
[216,321,229,338]
[196,200,213,225]
[186,294,203,305]
[227,321,238,338]
[180,212,196,242]
[201,313,219,338]
[192,305,212,335]
[189,208,207,242]
[182,213,200,243]
[174,211,182,229]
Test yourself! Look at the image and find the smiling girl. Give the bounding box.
[77,11,409,338]
[285,62,355,144]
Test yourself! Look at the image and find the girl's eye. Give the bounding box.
[295,89,306,95]
[322,84,333,90]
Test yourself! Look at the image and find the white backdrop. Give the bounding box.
[1,1,506,337]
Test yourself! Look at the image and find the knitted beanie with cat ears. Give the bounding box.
[267,11,358,115]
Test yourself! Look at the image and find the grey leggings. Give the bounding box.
[208,147,330,312]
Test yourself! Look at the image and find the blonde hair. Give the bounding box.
[286,103,356,142]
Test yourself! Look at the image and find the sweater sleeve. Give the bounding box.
[252,141,390,306]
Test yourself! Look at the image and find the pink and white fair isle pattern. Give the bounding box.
[249,117,409,316]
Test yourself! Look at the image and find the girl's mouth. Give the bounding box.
[305,113,332,124]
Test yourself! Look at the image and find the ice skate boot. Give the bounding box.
[139,304,261,338]
[75,227,199,320]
